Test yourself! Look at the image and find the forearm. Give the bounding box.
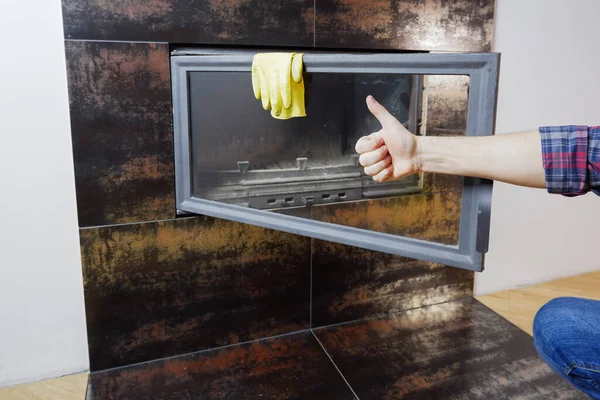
[416,131,546,188]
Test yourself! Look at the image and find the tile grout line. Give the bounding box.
[312,296,474,332]
[91,328,312,375]
[64,38,168,45]
[313,0,316,47]
[310,330,361,400]
[79,215,184,230]
[309,238,313,327]
[79,218,176,231]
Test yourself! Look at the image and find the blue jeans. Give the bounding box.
[534,297,600,399]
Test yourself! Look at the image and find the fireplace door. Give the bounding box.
[172,50,499,271]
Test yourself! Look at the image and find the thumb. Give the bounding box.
[366,95,397,129]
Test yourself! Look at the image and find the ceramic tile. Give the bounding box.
[311,192,462,244]
[62,0,314,46]
[86,331,356,400]
[315,0,495,52]
[315,299,586,399]
[65,41,174,227]
[80,217,311,370]
[311,240,473,327]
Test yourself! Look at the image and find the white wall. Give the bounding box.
[475,0,600,295]
[0,0,89,387]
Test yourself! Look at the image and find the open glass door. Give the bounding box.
[171,50,499,271]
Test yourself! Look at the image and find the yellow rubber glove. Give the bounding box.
[252,53,306,120]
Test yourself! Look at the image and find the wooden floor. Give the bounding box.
[0,373,88,400]
[1,270,598,400]
[477,270,600,335]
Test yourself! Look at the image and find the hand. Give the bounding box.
[355,96,420,182]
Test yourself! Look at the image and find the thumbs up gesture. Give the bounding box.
[355,96,420,183]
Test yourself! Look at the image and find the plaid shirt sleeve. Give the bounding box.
[539,125,600,196]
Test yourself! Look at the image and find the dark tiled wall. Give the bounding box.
[63,0,494,371]
[80,217,311,370]
[65,42,174,227]
[62,0,315,46]
[62,0,494,51]
[315,0,495,51]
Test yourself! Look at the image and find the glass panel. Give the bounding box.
[188,71,469,246]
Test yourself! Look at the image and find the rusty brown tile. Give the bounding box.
[310,190,467,328]
[86,331,356,399]
[80,216,311,370]
[425,75,470,133]
[421,172,464,194]
[62,0,314,46]
[312,192,462,244]
[421,75,471,194]
[65,41,174,227]
[315,299,586,399]
[311,240,473,327]
[316,0,495,52]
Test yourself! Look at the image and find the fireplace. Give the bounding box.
[171,49,499,271]
[186,61,424,209]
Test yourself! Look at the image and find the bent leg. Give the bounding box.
[533,297,600,399]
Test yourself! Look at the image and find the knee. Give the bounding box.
[533,297,579,358]
[534,297,577,330]
[534,296,597,342]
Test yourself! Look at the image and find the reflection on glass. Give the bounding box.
[188,72,469,245]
